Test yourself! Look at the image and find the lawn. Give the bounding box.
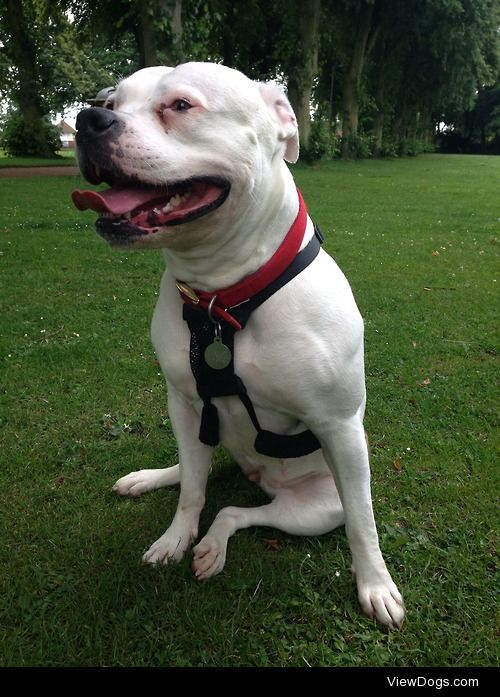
[0,154,498,667]
[0,149,75,168]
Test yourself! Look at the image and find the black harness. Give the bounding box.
[181,225,324,459]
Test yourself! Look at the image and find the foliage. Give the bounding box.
[300,119,341,163]
[1,0,499,160]
[438,83,500,154]
[341,132,375,160]
[37,21,132,110]
[1,110,61,157]
[374,138,434,159]
[0,0,138,114]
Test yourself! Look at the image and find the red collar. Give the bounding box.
[176,188,308,331]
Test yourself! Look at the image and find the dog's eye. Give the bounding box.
[172,99,192,112]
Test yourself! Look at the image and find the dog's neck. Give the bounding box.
[161,164,304,292]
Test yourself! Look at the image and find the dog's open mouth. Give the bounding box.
[72,177,230,242]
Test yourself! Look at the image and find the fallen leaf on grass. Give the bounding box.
[432,250,440,256]
[420,378,431,387]
[393,457,402,472]
[262,538,282,551]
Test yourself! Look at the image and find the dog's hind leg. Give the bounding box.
[191,473,344,580]
[112,465,180,497]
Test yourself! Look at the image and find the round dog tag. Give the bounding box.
[204,337,232,370]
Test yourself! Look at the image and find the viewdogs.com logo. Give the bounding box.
[387,676,479,689]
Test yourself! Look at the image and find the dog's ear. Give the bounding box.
[259,82,299,163]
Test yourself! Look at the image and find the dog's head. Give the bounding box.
[72,62,299,249]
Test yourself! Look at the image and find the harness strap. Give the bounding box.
[230,224,324,327]
[182,227,323,459]
[235,377,321,458]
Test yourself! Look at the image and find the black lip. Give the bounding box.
[95,176,231,245]
[95,218,150,246]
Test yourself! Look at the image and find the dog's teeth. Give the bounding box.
[171,193,189,208]
[158,193,188,216]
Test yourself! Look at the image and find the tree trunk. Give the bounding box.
[137,4,159,67]
[372,34,386,157]
[167,0,183,64]
[341,1,376,159]
[372,108,384,157]
[416,105,432,145]
[287,0,321,152]
[137,0,183,68]
[3,0,54,156]
[372,70,385,157]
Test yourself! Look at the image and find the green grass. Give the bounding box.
[0,155,498,667]
[0,149,75,167]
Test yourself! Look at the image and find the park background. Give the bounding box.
[0,0,498,669]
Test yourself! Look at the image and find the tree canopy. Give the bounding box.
[1,0,499,158]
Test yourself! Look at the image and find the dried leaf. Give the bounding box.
[262,538,282,551]
[432,250,440,256]
[393,457,402,472]
[420,378,431,387]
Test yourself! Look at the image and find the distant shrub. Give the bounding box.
[340,133,375,159]
[1,111,61,157]
[301,119,340,162]
[376,138,435,158]
[396,139,435,157]
[378,139,399,158]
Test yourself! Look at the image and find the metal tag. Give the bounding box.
[204,336,232,370]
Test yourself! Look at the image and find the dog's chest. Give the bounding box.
[150,277,304,447]
[152,288,272,403]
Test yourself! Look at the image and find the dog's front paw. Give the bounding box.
[112,465,180,497]
[191,535,228,580]
[113,471,153,497]
[143,527,195,565]
[357,575,405,629]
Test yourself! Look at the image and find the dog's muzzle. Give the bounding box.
[76,107,123,144]
[74,108,126,185]
[72,107,230,245]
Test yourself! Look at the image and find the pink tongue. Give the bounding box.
[72,186,162,215]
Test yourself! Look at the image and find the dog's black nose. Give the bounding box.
[76,107,122,142]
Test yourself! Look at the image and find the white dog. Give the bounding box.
[72,62,404,628]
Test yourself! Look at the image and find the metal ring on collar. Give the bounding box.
[207,295,218,324]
